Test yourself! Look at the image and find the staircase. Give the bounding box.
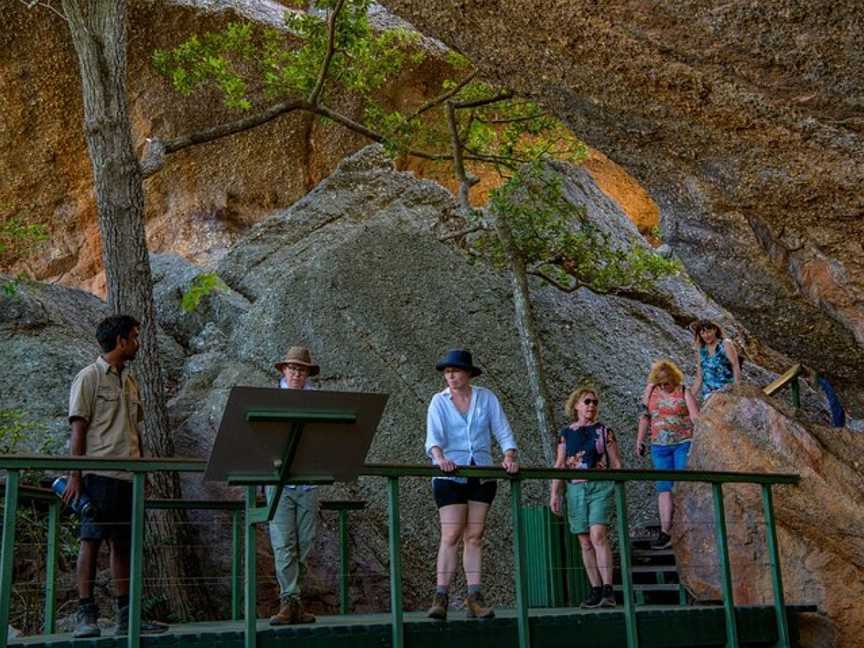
[616,527,690,606]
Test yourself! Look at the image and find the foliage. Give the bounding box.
[153,0,676,296]
[1,410,79,634]
[181,272,228,313]
[153,0,421,110]
[472,162,681,293]
[0,215,49,297]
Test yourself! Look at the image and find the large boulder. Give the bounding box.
[166,145,823,612]
[674,386,864,647]
[377,0,864,415]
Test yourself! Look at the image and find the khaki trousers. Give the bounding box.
[266,487,318,600]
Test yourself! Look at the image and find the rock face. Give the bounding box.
[0,144,840,620]
[0,0,448,295]
[674,386,864,648]
[377,0,864,415]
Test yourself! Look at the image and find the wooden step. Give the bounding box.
[615,583,683,592]
[631,548,676,558]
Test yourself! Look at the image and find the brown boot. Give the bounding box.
[427,592,448,620]
[295,600,316,624]
[464,592,495,619]
[269,599,298,626]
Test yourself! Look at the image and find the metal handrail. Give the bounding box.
[0,456,799,648]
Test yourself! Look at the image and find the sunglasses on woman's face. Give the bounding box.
[582,398,599,406]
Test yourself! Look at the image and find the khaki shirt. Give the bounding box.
[68,356,143,480]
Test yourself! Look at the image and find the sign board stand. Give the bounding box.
[205,387,387,648]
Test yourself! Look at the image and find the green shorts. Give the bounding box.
[565,481,614,534]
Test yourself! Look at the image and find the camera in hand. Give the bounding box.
[51,477,96,517]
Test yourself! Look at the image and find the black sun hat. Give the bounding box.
[435,348,482,377]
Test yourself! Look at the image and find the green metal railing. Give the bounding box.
[0,457,799,648]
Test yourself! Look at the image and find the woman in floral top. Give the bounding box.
[637,360,699,550]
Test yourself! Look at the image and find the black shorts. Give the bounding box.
[432,477,497,508]
[79,475,132,542]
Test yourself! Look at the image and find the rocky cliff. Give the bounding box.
[377,0,864,415]
[0,0,449,294]
[675,386,864,648]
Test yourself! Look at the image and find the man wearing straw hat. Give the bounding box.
[267,345,320,625]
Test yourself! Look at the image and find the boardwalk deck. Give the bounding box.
[10,604,815,648]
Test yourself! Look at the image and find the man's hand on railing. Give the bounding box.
[62,472,82,505]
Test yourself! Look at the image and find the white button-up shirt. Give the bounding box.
[425,386,517,481]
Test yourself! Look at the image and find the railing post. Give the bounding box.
[128,471,146,648]
[614,481,639,648]
[509,479,530,648]
[338,509,350,614]
[232,508,242,622]
[387,477,403,648]
[0,469,20,648]
[712,483,740,648]
[44,499,61,634]
[244,487,257,648]
[761,485,791,648]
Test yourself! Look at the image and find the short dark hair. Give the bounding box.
[96,315,140,352]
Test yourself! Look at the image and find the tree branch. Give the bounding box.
[140,99,308,178]
[527,269,581,293]
[407,70,478,121]
[313,103,449,161]
[308,0,346,106]
[453,90,514,110]
[438,223,487,241]
[18,0,68,21]
[446,101,479,211]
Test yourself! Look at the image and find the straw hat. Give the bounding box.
[274,346,320,376]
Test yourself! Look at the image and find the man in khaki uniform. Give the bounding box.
[65,315,166,638]
[267,346,320,625]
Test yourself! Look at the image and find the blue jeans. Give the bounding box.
[650,441,691,493]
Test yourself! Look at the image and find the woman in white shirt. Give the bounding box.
[424,349,519,622]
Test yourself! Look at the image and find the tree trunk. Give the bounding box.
[491,210,557,466]
[61,0,208,619]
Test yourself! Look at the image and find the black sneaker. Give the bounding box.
[650,531,672,550]
[114,605,170,636]
[580,586,603,609]
[73,602,100,638]
[600,584,616,608]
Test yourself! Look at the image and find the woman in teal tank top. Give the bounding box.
[691,320,741,401]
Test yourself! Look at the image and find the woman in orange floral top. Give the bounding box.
[636,360,699,550]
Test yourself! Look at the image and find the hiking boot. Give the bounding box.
[269,599,297,625]
[269,598,316,625]
[650,531,672,550]
[73,602,100,639]
[114,605,169,636]
[426,592,448,621]
[464,592,495,619]
[600,584,616,608]
[580,586,603,609]
[295,600,316,624]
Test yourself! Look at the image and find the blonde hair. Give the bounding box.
[565,385,599,421]
[648,359,684,388]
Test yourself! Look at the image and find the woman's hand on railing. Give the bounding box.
[502,450,519,474]
[434,456,457,473]
[549,492,563,516]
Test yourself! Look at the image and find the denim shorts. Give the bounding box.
[79,474,132,542]
[650,441,691,493]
